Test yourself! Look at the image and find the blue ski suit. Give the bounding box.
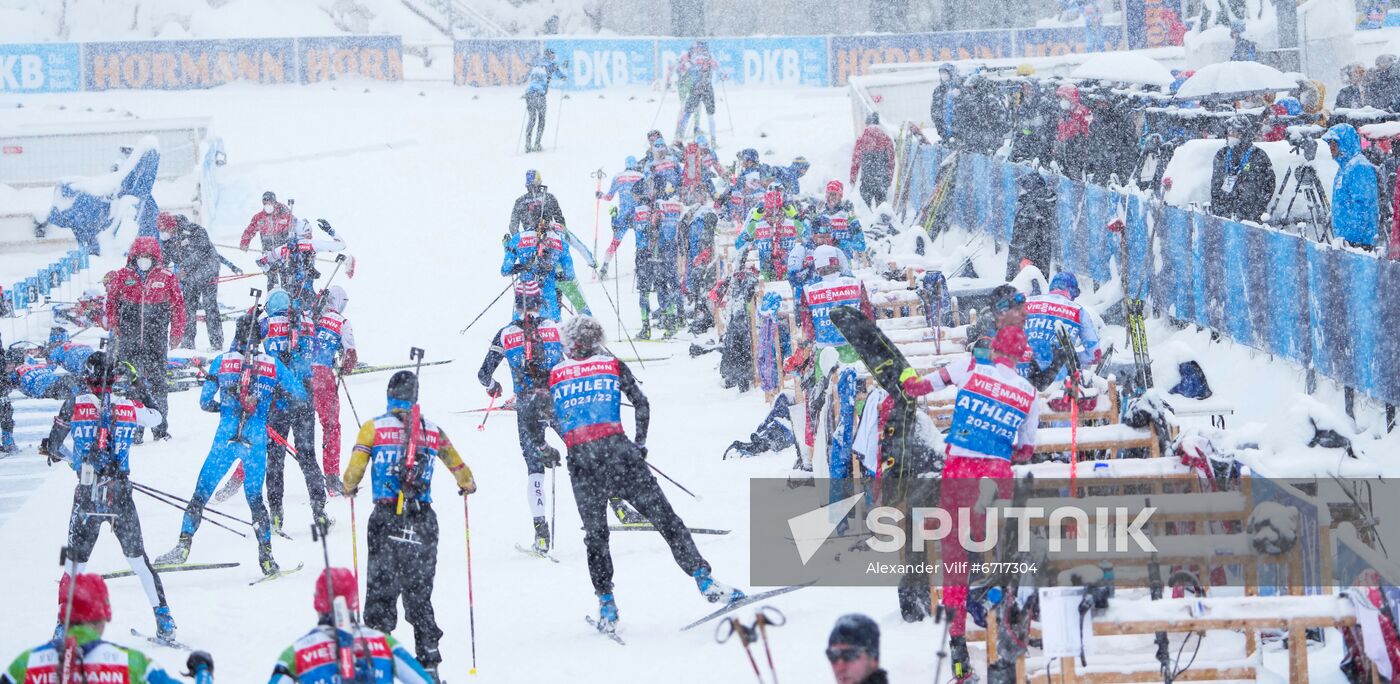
[501,225,576,321]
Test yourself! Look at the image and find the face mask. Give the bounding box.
[1227,135,1241,147]
[940,73,950,83]
[1060,100,1073,111]
[263,203,275,214]
[136,257,153,271]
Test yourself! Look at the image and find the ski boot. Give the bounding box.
[637,320,652,340]
[532,517,551,554]
[949,635,977,682]
[154,605,176,640]
[693,567,745,604]
[723,440,755,460]
[609,498,647,526]
[325,473,343,498]
[154,533,192,565]
[596,592,620,632]
[270,511,284,537]
[258,542,280,576]
[314,511,335,533]
[0,432,16,454]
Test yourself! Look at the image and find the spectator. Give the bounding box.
[1008,173,1058,279]
[827,614,887,684]
[1365,55,1400,109]
[851,112,895,208]
[1053,84,1092,179]
[1008,80,1057,165]
[930,63,960,144]
[1229,20,1257,62]
[239,190,294,253]
[104,235,185,440]
[1336,63,1366,109]
[1209,115,1276,223]
[1086,89,1139,183]
[1323,123,1380,250]
[162,212,240,351]
[955,74,1008,155]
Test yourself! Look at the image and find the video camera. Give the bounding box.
[1285,125,1325,161]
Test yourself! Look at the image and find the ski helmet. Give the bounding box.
[991,326,1029,359]
[265,289,291,316]
[57,573,111,625]
[387,370,418,404]
[313,567,359,614]
[1049,272,1080,299]
[647,129,663,144]
[233,312,262,351]
[325,285,348,314]
[82,351,118,393]
[826,179,844,197]
[625,155,641,171]
[563,315,605,359]
[525,169,543,190]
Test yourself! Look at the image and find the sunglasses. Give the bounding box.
[825,647,866,663]
[993,292,1027,313]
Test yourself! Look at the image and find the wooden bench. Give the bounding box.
[1034,423,1161,458]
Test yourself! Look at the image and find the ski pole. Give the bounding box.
[719,76,736,133]
[459,279,516,335]
[464,495,479,675]
[349,496,360,583]
[645,460,699,500]
[57,546,78,684]
[130,480,254,527]
[476,395,497,432]
[516,110,527,154]
[755,606,785,683]
[131,486,248,538]
[551,90,564,152]
[590,168,605,256]
[338,374,363,427]
[550,467,557,551]
[596,268,648,370]
[715,617,764,683]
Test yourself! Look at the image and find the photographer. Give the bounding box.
[1210,115,1275,223]
[1322,123,1380,250]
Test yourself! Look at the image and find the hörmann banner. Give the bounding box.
[83,38,297,90]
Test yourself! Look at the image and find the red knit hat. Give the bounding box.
[314,568,359,614]
[57,573,111,624]
[991,326,1029,359]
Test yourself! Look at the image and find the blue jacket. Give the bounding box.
[1323,124,1380,247]
[525,57,565,95]
[120,148,161,237]
[771,165,806,196]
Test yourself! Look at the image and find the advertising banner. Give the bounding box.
[658,37,828,87]
[84,39,295,90]
[297,35,403,83]
[544,38,656,90]
[0,43,81,93]
[454,39,541,86]
[829,31,1015,86]
[1124,0,1186,49]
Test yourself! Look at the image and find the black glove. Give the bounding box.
[40,438,61,466]
[595,191,604,199]
[232,266,243,274]
[316,219,335,236]
[184,651,214,678]
[487,381,502,399]
[540,445,562,469]
[635,442,648,460]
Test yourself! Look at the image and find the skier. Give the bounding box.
[735,185,808,281]
[0,574,212,684]
[681,202,720,333]
[679,134,729,204]
[797,246,874,470]
[597,156,646,249]
[599,177,652,280]
[257,218,346,310]
[38,350,175,641]
[309,285,357,496]
[850,112,895,208]
[104,235,184,441]
[650,179,687,337]
[550,315,745,633]
[645,137,683,191]
[241,191,296,287]
[501,191,585,321]
[898,326,1041,680]
[269,567,436,683]
[817,180,867,260]
[477,286,565,553]
[1023,272,1100,375]
[163,212,240,351]
[155,313,307,576]
[260,289,330,534]
[523,49,566,153]
[671,41,719,145]
[341,371,477,678]
[771,156,810,197]
[9,349,81,400]
[509,170,567,235]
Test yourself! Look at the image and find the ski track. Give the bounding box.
[0,83,1364,683]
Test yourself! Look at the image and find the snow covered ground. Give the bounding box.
[0,78,1388,682]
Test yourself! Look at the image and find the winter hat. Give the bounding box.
[58,573,112,624]
[1049,272,1080,299]
[325,285,349,314]
[314,567,359,614]
[992,326,1030,359]
[826,180,844,196]
[828,613,880,658]
[157,212,178,234]
[563,315,605,359]
[265,289,292,316]
[813,245,844,271]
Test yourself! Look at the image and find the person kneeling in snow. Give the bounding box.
[898,326,1041,680]
[551,315,745,634]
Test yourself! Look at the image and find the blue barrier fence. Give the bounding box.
[902,143,1400,407]
[5,249,91,314]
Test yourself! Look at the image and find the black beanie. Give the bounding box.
[828,613,879,658]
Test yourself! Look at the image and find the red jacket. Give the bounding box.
[239,202,294,250]
[851,125,895,184]
[104,236,186,345]
[1055,86,1092,141]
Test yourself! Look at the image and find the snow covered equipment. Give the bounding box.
[723,393,797,460]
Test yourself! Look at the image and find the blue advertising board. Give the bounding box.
[1013,26,1126,58]
[1125,0,1185,49]
[297,36,402,83]
[0,43,81,93]
[84,39,296,90]
[829,31,1015,85]
[544,38,656,90]
[658,37,828,87]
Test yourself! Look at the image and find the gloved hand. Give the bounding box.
[487,381,502,399]
[1011,445,1035,465]
[40,438,62,466]
[539,445,561,468]
[317,219,335,235]
[598,262,610,279]
[184,651,214,678]
[232,266,244,274]
[595,191,604,199]
[635,441,648,460]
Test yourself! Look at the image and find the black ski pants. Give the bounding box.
[525,91,548,147]
[179,280,224,349]
[365,502,443,666]
[567,434,705,596]
[515,389,556,475]
[266,397,325,522]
